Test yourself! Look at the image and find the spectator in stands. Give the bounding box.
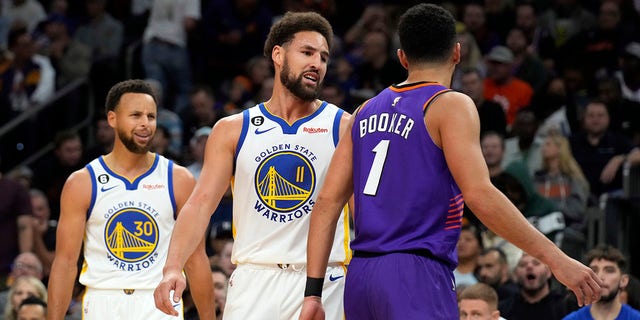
[240,55,273,102]
[83,114,114,162]
[596,76,640,146]
[461,2,501,54]
[343,4,390,49]
[451,30,484,91]
[16,296,46,320]
[220,74,253,115]
[0,253,43,307]
[503,108,544,177]
[145,78,183,157]
[454,224,482,290]
[320,83,348,113]
[30,130,83,221]
[74,0,122,63]
[461,68,507,137]
[569,100,640,198]
[201,0,273,84]
[37,14,91,89]
[614,42,640,104]
[74,0,123,103]
[561,1,630,86]
[506,26,548,94]
[1,27,55,114]
[621,275,640,311]
[0,169,32,287]
[2,0,46,33]
[6,165,33,189]
[353,30,405,98]
[533,77,575,138]
[537,0,597,64]
[563,245,640,319]
[514,3,550,59]
[211,265,228,320]
[483,45,534,127]
[142,0,199,114]
[499,253,567,320]
[2,276,47,320]
[17,190,56,279]
[481,132,509,179]
[0,6,10,50]
[458,283,504,320]
[186,126,210,180]
[324,56,359,107]
[477,247,519,302]
[149,125,181,163]
[211,237,234,278]
[535,131,589,259]
[181,84,223,147]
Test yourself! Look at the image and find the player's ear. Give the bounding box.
[491,310,500,320]
[272,45,284,68]
[107,110,116,128]
[452,43,461,65]
[397,49,409,70]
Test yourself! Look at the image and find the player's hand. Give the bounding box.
[154,269,186,316]
[551,257,603,306]
[299,296,325,320]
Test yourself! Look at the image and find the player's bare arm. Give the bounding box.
[47,169,91,320]
[173,165,216,319]
[155,114,241,316]
[427,92,602,306]
[300,114,354,320]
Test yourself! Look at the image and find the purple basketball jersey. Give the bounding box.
[350,82,463,269]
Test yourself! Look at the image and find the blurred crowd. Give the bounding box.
[1,0,640,319]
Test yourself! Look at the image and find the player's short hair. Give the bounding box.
[458,283,499,310]
[397,3,457,64]
[585,244,627,273]
[105,79,156,114]
[263,11,333,62]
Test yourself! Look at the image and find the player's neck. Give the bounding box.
[104,146,155,177]
[265,85,321,124]
[590,298,622,320]
[401,66,453,88]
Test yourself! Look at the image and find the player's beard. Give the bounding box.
[117,127,151,154]
[280,57,321,102]
[599,284,621,303]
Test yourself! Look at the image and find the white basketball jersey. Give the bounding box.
[80,154,177,289]
[232,102,351,265]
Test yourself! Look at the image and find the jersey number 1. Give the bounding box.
[363,140,390,196]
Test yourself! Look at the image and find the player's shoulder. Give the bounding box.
[63,166,92,193]
[210,112,243,138]
[435,90,474,104]
[170,162,195,183]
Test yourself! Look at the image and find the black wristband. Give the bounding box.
[304,276,324,297]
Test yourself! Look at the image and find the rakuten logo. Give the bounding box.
[143,184,166,190]
[303,127,328,134]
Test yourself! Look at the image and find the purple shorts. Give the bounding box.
[345,252,458,319]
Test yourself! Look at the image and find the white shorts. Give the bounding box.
[82,288,183,320]
[223,263,345,320]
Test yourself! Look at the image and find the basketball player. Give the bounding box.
[299,4,602,320]
[47,80,214,320]
[154,12,351,320]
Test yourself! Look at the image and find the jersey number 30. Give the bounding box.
[363,140,390,196]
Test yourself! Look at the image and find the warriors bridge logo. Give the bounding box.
[255,151,316,218]
[104,208,159,270]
